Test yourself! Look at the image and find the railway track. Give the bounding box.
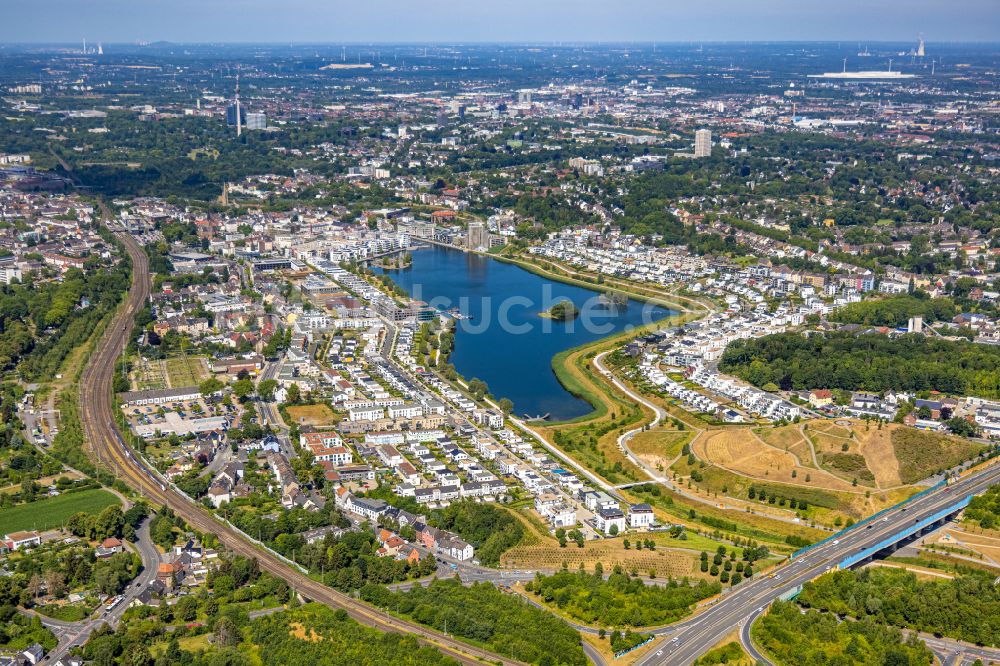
[78,226,518,666]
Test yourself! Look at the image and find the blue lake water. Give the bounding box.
[375,245,674,421]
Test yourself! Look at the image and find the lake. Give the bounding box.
[374,245,674,421]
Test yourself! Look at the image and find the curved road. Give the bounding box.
[41,518,161,663]
[591,351,811,530]
[78,227,519,666]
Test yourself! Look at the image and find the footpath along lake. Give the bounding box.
[375,245,674,421]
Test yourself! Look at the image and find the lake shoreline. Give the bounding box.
[374,244,677,421]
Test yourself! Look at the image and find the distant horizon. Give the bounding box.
[4,0,999,44]
[2,39,1000,46]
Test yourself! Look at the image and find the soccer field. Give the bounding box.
[0,488,121,534]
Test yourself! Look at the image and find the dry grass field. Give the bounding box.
[754,424,805,451]
[288,622,322,642]
[695,429,857,493]
[809,421,854,439]
[751,420,976,491]
[502,540,704,578]
[286,403,338,427]
[855,427,902,487]
[629,429,695,469]
[808,430,854,455]
[890,427,984,484]
[935,527,1000,566]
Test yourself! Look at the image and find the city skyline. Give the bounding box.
[3,0,999,44]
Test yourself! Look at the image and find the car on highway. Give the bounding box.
[832,539,840,545]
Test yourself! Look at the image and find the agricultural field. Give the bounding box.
[0,488,120,534]
[285,403,338,427]
[164,356,209,388]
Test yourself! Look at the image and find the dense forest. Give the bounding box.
[798,568,1000,647]
[525,567,720,627]
[361,578,587,666]
[964,483,1000,529]
[828,294,958,328]
[752,601,934,666]
[0,263,130,380]
[720,331,1000,397]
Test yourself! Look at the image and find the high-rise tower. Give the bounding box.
[234,74,242,138]
[694,129,712,158]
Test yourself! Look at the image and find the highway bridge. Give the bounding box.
[635,463,1000,665]
[79,224,519,666]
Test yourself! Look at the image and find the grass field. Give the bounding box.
[754,424,806,451]
[164,356,208,388]
[535,344,653,485]
[502,539,705,578]
[890,427,984,484]
[286,403,338,427]
[694,429,858,493]
[0,488,120,534]
[628,428,694,472]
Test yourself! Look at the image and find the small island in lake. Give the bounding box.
[541,299,579,321]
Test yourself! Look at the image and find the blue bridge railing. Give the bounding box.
[837,494,972,570]
[791,479,946,560]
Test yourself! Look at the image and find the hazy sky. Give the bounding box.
[4,0,998,43]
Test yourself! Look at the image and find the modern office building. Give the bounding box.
[466,222,489,250]
[694,129,712,158]
[246,112,266,130]
[226,103,245,128]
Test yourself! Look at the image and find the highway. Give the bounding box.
[78,226,520,666]
[633,460,1000,665]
